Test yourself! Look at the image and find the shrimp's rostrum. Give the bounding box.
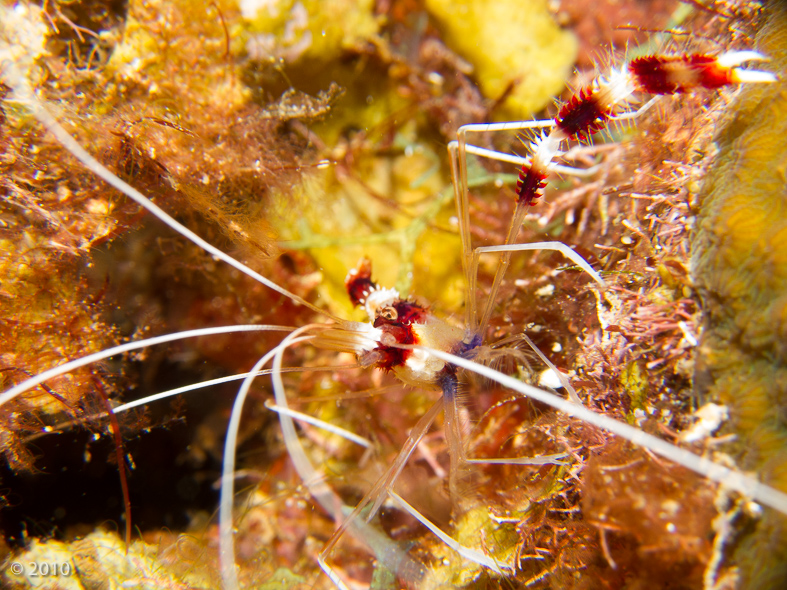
[2,1,787,589]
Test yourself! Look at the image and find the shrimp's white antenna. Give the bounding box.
[419,345,787,516]
[0,325,287,407]
[218,334,312,590]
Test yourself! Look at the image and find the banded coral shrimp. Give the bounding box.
[3,1,787,590]
[309,7,787,588]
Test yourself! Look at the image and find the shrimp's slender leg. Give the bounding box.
[317,396,444,587]
[471,240,605,316]
[389,491,512,574]
[449,119,557,332]
[449,144,588,333]
[461,143,602,177]
[468,239,605,406]
[265,327,427,589]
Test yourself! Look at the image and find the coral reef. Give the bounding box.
[691,3,787,586]
[423,0,578,116]
[2,0,785,589]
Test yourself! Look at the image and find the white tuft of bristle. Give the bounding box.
[531,131,562,171]
[717,50,770,67]
[734,69,778,84]
[606,66,637,104]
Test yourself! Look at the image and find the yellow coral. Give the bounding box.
[424,0,577,117]
[692,3,787,587]
[241,0,380,64]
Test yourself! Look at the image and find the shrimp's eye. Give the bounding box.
[379,306,398,321]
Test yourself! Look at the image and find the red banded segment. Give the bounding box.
[372,319,418,372]
[391,300,429,325]
[370,300,427,371]
[628,54,736,95]
[556,87,613,140]
[345,258,376,307]
[344,257,428,372]
[517,165,549,206]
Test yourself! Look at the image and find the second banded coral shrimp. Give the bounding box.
[2,3,787,590]
[310,38,787,590]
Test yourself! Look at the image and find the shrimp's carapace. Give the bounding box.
[345,258,465,385]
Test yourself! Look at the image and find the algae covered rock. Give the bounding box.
[3,530,216,589]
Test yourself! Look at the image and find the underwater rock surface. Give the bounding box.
[691,2,787,587]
